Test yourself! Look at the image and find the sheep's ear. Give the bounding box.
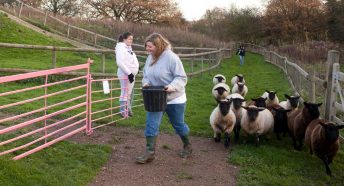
[265,89,269,93]
[317,103,323,107]
[320,122,327,128]
[264,97,268,101]
[285,109,292,112]
[336,125,344,130]
[241,106,248,110]
[251,98,257,101]
[284,94,290,99]
[295,95,301,99]
[215,99,221,104]
[258,107,265,112]
[304,102,309,106]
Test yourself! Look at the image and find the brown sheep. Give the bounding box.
[305,119,344,176]
[287,102,322,150]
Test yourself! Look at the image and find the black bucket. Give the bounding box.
[142,86,167,112]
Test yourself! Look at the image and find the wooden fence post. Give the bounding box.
[308,70,316,103]
[67,24,70,38]
[51,47,56,68]
[19,2,24,17]
[101,53,106,73]
[324,50,340,120]
[94,34,97,46]
[44,11,48,26]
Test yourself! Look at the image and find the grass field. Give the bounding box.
[1,12,344,185]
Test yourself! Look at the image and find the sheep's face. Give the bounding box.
[289,96,300,108]
[320,122,341,142]
[242,106,265,122]
[303,102,322,119]
[215,76,225,83]
[237,82,244,92]
[272,107,291,124]
[232,98,244,110]
[268,91,276,100]
[252,97,267,108]
[219,100,231,116]
[215,87,227,96]
[236,74,244,82]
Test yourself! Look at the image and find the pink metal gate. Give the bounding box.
[0,59,92,160]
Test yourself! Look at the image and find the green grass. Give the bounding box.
[0,140,111,186]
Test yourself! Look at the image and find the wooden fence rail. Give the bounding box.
[0,42,231,77]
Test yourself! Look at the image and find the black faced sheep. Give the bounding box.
[305,119,344,176]
[212,83,230,101]
[227,93,246,142]
[262,90,279,107]
[270,104,291,140]
[241,106,274,146]
[279,94,301,110]
[288,102,322,150]
[249,97,267,108]
[232,82,248,97]
[213,74,226,85]
[230,74,245,86]
[210,98,236,148]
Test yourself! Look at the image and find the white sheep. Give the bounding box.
[227,93,246,142]
[213,74,226,85]
[232,82,248,97]
[230,74,245,86]
[279,94,300,110]
[210,98,236,147]
[212,83,230,101]
[261,90,279,107]
[240,105,274,146]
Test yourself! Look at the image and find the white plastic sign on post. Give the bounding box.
[102,80,110,94]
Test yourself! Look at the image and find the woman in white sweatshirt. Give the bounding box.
[115,32,139,117]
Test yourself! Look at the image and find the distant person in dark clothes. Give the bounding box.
[236,45,245,65]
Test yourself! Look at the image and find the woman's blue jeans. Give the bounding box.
[145,103,189,137]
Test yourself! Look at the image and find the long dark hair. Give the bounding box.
[118,32,132,42]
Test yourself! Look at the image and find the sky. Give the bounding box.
[174,0,266,21]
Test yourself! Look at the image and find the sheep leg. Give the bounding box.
[291,136,298,150]
[322,156,332,176]
[234,124,241,143]
[224,132,230,148]
[276,132,281,141]
[255,133,260,147]
[296,139,303,150]
[214,132,221,142]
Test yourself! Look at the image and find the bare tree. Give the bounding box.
[84,0,183,24]
[42,0,81,16]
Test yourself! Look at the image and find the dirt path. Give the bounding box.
[69,126,239,186]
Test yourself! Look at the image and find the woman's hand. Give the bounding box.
[143,83,150,88]
[164,85,176,92]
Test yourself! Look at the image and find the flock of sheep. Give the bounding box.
[209,73,344,176]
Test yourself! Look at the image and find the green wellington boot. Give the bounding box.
[179,135,192,158]
[136,136,156,164]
